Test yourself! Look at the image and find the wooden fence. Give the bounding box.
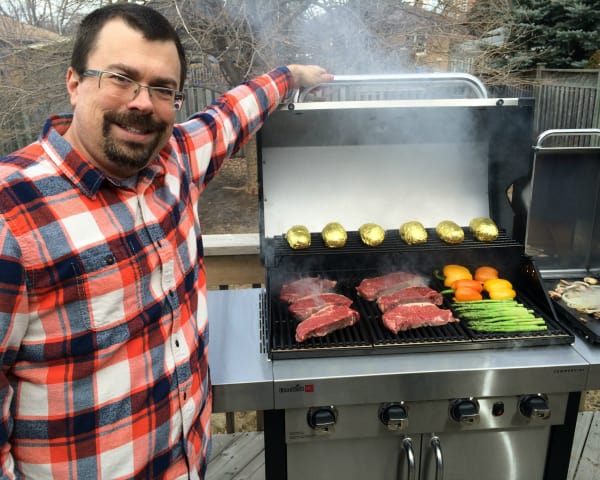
[532,66,600,146]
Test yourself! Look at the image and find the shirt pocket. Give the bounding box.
[72,245,141,331]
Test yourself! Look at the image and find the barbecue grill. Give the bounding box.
[208,75,592,480]
[258,75,573,360]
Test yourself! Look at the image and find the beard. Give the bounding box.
[102,111,169,172]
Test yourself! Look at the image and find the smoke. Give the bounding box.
[287,4,417,74]
[222,1,422,75]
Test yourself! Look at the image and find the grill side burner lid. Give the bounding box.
[524,129,600,343]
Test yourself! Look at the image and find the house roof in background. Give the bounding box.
[0,15,62,46]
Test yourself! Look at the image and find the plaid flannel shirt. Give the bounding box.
[0,67,291,479]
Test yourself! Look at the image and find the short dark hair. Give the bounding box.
[71,3,187,88]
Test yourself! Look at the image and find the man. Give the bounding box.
[0,3,332,478]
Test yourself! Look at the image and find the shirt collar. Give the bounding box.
[40,114,166,197]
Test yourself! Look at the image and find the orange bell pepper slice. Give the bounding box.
[474,266,499,282]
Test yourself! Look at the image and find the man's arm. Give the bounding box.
[175,65,333,189]
[0,220,27,478]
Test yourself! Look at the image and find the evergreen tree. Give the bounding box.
[503,0,600,70]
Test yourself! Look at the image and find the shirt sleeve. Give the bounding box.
[0,219,28,479]
[170,66,293,190]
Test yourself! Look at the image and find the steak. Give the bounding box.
[382,303,457,334]
[377,286,443,313]
[289,293,354,321]
[295,305,360,342]
[280,277,337,303]
[356,271,424,301]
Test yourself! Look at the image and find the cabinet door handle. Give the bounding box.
[430,435,444,480]
[399,436,416,480]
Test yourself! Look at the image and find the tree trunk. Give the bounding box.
[244,137,259,196]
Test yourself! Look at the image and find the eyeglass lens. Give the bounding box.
[97,71,183,110]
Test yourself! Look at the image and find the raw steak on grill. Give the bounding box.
[356,271,424,301]
[280,277,337,303]
[289,293,354,321]
[377,286,443,313]
[295,305,360,342]
[382,303,457,334]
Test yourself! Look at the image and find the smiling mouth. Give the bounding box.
[117,122,151,135]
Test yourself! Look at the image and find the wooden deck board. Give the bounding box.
[207,412,599,480]
[568,411,600,480]
[206,432,265,479]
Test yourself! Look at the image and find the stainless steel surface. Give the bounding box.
[207,289,273,412]
[572,336,600,389]
[525,130,600,270]
[207,289,590,410]
[284,398,559,480]
[285,97,519,111]
[285,395,569,438]
[261,142,489,236]
[296,73,489,101]
[271,344,588,409]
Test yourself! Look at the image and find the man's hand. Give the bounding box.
[286,64,334,89]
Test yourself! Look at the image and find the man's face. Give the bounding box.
[64,19,182,179]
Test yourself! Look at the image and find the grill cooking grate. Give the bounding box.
[264,230,574,360]
[268,228,519,262]
[267,279,573,360]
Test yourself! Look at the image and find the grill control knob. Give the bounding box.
[449,398,480,424]
[519,394,551,419]
[307,406,337,432]
[379,403,409,431]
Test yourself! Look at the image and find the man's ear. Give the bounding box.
[65,67,80,107]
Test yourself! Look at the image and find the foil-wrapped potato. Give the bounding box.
[286,225,311,250]
[436,220,464,244]
[322,222,347,248]
[359,223,385,247]
[469,217,499,242]
[399,221,428,245]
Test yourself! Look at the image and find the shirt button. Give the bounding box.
[175,339,180,348]
[183,392,187,400]
[105,255,115,265]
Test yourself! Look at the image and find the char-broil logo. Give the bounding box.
[279,383,314,394]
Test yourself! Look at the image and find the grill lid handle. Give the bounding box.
[535,128,600,149]
[293,72,489,102]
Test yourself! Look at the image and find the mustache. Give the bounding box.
[104,111,168,133]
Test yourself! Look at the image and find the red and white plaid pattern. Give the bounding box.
[0,67,290,479]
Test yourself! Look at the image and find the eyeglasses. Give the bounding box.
[83,69,185,111]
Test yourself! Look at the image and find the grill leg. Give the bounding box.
[225,412,236,433]
[264,409,287,480]
[543,391,581,480]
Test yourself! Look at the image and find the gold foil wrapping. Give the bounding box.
[436,220,464,244]
[399,221,428,245]
[321,222,347,248]
[359,223,385,247]
[469,217,499,242]
[286,225,311,250]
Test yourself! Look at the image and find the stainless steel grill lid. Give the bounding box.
[258,74,535,241]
